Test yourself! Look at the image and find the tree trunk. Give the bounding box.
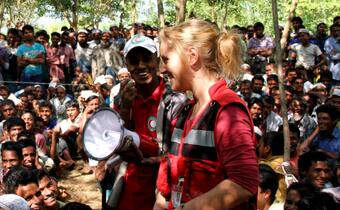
[0,1,5,29]
[175,0,187,24]
[131,0,137,24]
[157,0,165,27]
[280,0,299,48]
[220,4,228,29]
[119,0,125,28]
[271,0,291,164]
[71,0,78,30]
[211,1,217,23]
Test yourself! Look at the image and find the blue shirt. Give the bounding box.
[312,127,340,154]
[16,42,45,76]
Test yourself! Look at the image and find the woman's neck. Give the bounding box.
[190,71,219,118]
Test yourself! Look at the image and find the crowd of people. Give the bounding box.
[0,14,339,210]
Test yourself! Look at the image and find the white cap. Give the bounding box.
[48,81,57,88]
[78,29,88,35]
[118,67,129,75]
[303,81,314,93]
[0,194,29,210]
[123,34,157,58]
[298,28,310,35]
[104,75,114,80]
[94,75,107,85]
[80,90,99,101]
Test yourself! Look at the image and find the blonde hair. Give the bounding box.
[159,19,243,80]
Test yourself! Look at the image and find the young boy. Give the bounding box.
[51,101,80,169]
[2,117,25,142]
[258,131,286,203]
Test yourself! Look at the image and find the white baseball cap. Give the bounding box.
[123,34,157,58]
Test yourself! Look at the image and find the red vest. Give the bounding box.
[157,80,256,210]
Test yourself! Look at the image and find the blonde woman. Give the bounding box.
[155,19,259,210]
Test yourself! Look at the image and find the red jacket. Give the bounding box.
[157,80,258,210]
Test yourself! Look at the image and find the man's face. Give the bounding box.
[23,29,34,42]
[267,79,278,90]
[271,90,280,105]
[39,176,57,208]
[250,103,262,120]
[331,26,340,37]
[331,96,340,110]
[22,146,37,169]
[252,79,263,93]
[305,161,330,189]
[291,100,303,114]
[126,48,158,85]
[77,33,88,45]
[298,33,310,44]
[86,98,100,114]
[1,104,16,119]
[56,87,66,99]
[9,125,24,141]
[254,27,264,38]
[36,35,46,45]
[101,32,111,47]
[16,183,43,210]
[317,112,334,133]
[240,83,252,99]
[1,150,20,172]
[0,89,9,99]
[7,32,18,46]
[287,71,297,82]
[292,20,301,30]
[293,78,304,92]
[118,72,131,81]
[61,34,69,44]
[285,90,293,105]
[51,35,60,46]
[39,107,52,123]
[66,107,79,121]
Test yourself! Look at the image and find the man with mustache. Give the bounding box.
[91,31,123,79]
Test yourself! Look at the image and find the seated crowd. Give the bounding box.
[0,15,339,210]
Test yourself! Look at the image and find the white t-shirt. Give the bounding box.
[291,43,322,69]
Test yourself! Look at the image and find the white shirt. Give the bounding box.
[266,111,283,132]
[290,43,322,69]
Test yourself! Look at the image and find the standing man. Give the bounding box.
[59,31,75,84]
[247,22,274,74]
[324,24,340,83]
[74,29,93,74]
[16,25,46,84]
[117,34,163,210]
[91,31,123,79]
[46,32,64,81]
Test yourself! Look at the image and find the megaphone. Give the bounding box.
[82,107,140,208]
[82,107,140,161]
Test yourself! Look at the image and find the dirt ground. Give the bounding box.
[58,161,102,210]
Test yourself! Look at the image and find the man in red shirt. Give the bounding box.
[116,34,164,210]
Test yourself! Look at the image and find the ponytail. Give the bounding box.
[216,31,243,80]
[160,19,243,80]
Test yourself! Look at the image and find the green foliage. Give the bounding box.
[1,0,339,33]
